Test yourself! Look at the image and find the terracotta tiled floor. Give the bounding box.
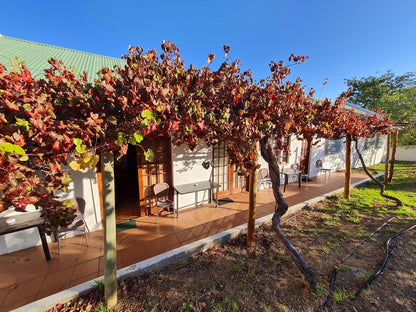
[0,172,368,311]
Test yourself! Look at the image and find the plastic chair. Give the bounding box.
[57,197,89,253]
[258,168,272,193]
[153,183,176,223]
[316,160,331,179]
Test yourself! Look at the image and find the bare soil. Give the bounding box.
[52,193,416,312]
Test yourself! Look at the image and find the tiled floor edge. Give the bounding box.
[12,174,378,312]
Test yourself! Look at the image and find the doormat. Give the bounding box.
[116,220,137,233]
[218,198,235,205]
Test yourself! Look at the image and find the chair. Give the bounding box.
[258,168,272,193]
[315,160,331,179]
[153,183,176,223]
[57,197,89,253]
[290,163,309,184]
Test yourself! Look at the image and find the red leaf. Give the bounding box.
[52,141,60,151]
[172,121,179,131]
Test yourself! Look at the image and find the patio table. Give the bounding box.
[281,168,302,192]
[0,211,51,261]
[174,181,220,210]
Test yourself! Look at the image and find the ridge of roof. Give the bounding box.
[0,36,124,61]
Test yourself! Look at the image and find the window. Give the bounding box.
[325,139,343,155]
[272,136,290,164]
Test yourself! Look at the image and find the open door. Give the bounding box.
[137,136,173,216]
[114,145,140,222]
[300,139,311,177]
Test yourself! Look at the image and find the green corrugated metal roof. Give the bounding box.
[345,102,375,115]
[0,35,125,82]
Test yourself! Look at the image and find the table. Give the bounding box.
[174,181,220,211]
[0,211,51,261]
[281,168,302,192]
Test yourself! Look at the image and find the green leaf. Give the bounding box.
[134,132,143,143]
[75,145,86,154]
[116,132,127,146]
[141,109,155,120]
[62,176,72,185]
[15,118,30,131]
[0,142,26,155]
[129,132,144,146]
[73,138,82,146]
[144,148,154,162]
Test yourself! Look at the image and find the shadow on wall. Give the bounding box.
[174,144,211,174]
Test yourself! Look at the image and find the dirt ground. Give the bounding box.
[53,193,416,312]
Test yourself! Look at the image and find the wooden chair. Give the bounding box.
[153,183,176,223]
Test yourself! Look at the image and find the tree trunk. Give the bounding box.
[260,137,318,290]
[101,152,118,308]
[247,165,257,247]
[384,133,390,186]
[388,130,398,183]
[354,139,402,206]
[344,134,352,199]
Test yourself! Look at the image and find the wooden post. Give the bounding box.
[101,152,117,308]
[384,133,391,186]
[388,130,398,183]
[247,166,257,247]
[247,142,258,247]
[344,135,352,199]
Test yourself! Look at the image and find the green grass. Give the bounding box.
[333,289,353,303]
[350,162,416,217]
[328,162,416,221]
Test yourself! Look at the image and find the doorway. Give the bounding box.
[114,145,140,222]
[300,139,312,177]
[136,136,173,216]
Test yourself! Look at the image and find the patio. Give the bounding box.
[0,172,368,312]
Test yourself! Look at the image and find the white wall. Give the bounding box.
[258,135,304,189]
[172,141,213,210]
[258,134,387,190]
[310,135,387,178]
[0,166,103,255]
[396,146,416,161]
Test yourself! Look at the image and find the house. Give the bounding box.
[0,35,387,255]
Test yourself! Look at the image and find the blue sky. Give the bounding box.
[1,0,415,100]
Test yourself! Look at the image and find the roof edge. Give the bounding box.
[1,36,124,62]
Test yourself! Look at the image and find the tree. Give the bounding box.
[345,71,416,146]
